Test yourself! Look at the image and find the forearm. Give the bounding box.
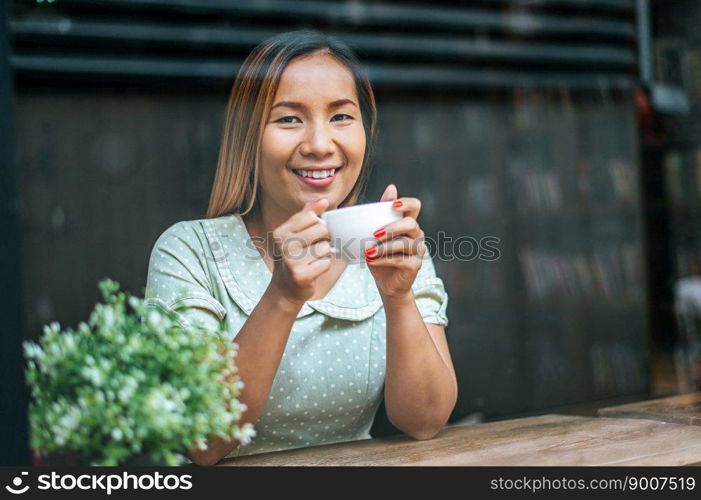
[383,293,457,439]
[188,285,302,465]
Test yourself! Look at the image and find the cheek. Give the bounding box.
[342,126,366,162]
[261,129,298,165]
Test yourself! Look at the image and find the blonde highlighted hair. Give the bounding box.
[206,30,378,219]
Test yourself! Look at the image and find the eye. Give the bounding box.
[276,116,301,124]
[332,114,354,122]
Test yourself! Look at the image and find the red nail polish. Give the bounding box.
[366,255,376,263]
[392,200,403,208]
[373,229,385,238]
[365,246,377,256]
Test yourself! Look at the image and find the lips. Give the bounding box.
[293,168,337,179]
[292,165,341,177]
[292,166,341,187]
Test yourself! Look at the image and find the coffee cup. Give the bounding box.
[320,201,402,264]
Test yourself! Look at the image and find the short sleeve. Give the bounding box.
[145,221,227,332]
[412,250,449,326]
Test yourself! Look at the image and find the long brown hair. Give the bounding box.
[206,30,378,219]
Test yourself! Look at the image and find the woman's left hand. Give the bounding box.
[366,184,426,299]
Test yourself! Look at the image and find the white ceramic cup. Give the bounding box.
[320,201,402,264]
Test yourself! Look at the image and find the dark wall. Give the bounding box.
[15,85,647,428]
[15,86,225,331]
[9,0,648,447]
[371,91,646,421]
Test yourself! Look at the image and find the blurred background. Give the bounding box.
[2,0,701,464]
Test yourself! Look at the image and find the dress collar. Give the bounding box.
[201,214,383,321]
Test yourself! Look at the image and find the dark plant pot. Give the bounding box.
[36,451,166,466]
[122,453,166,466]
[36,451,90,466]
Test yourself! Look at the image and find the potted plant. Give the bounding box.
[24,279,254,466]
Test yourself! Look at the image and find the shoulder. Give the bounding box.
[152,216,233,252]
[148,218,222,271]
[154,219,203,242]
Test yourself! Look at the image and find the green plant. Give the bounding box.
[24,279,254,466]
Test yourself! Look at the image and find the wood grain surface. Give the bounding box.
[219,414,701,466]
[598,393,701,426]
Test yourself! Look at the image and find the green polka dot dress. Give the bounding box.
[145,214,449,458]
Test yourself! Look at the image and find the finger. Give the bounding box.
[380,183,398,202]
[291,222,330,249]
[365,236,416,259]
[287,198,330,232]
[306,239,334,261]
[286,254,331,284]
[367,236,426,258]
[372,216,422,243]
[273,218,326,257]
[283,237,333,266]
[305,255,332,276]
[389,196,421,220]
[308,197,330,216]
[366,253,423,271]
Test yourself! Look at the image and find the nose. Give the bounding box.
[300,120,335,158]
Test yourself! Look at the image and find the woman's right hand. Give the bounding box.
[268,198,333,305]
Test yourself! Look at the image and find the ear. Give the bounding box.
[380,183,398,202]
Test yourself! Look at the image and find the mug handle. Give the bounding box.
[316,216,340,255]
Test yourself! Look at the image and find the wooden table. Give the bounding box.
[219,414,701,466]
[598,393,701,426]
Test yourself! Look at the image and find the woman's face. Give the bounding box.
[258,52,366,216]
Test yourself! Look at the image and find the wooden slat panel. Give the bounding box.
[9,0,638,89]
[479,0,635,10]
[34,0,636,39]
[9,20,636,68]
[10,55,636,89]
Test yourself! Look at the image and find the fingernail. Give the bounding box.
[365,246,377,256]
[366,255,376,263]
[392,200,402,209]
[373,228,386,238]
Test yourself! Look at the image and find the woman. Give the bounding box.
[145,30,457,466]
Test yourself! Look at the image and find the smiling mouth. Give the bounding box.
[292,167,340,179]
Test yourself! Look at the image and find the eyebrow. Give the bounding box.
[270,99,358,111]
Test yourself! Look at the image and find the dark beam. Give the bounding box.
[10,54,636,90]
[476,0,635,13]
[46,0,637,39]
[9,19,637,69]
[0,0,30,466]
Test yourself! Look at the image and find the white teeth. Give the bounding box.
[294,169,336,179]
